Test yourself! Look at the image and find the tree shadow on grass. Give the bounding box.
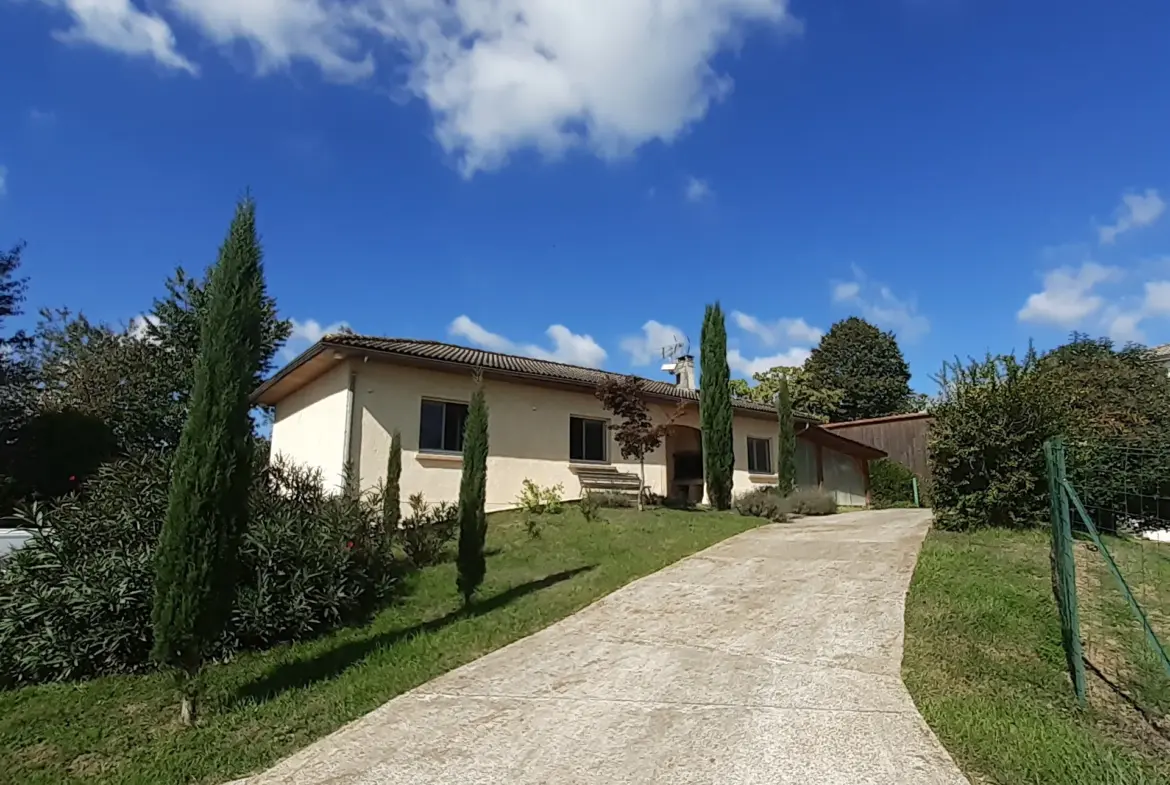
[233,564,597,707]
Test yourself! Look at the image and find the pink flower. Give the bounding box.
[68,475,77,482]
[345,541,354,550]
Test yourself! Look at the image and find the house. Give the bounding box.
[253,335,886,512]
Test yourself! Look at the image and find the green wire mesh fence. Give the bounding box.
[1045,437,1170,725]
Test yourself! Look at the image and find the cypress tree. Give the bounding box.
[456,377,489,606]
[151,197,267,725]
[384,429,402,529]
[700,303,734,510]
[776,374,796,496]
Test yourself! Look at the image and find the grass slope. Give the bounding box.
[0,507,760,785]
[904,527,1170,785]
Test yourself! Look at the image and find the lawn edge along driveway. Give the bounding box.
[0,508,766,785]
[232,508,967,785]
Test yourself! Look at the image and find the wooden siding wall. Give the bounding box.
[825,415,932,476]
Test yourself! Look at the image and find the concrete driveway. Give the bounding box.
[231,509,966,785]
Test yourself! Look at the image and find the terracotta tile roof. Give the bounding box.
[317,334,787,416]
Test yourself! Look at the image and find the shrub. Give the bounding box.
[515,479,565,515]
[869,459,919,508]
[787,487,838,516]
[929,337,1170,532]
[579,492,603,522]
[929,352,1052,531]
[734,488,790,522]
[227,460,400,653]
[0,451,401,688]
[399,493,458,567]
[588,491,634,509]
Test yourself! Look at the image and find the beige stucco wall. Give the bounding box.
[353,363,671,512]
[270,361,352,492]
[349,362,785,513]
[269,358,871,512]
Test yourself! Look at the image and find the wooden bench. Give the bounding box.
[573,466,643,498]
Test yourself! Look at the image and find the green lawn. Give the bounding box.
[0,507,761,785]
[903,527,1170,785]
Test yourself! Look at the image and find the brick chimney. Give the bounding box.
[673,355,695,390]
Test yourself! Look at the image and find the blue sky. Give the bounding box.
[2,0,1169,393]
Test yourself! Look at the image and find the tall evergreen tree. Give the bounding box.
[776,374,796,496]
[384,429,402,529]
[456,377,489,606]
[700,303,734,510]
[151,197,267,725]
[804,317,912,422]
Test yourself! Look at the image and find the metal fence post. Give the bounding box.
[912,477,920,508]
[1045,437,1087,704]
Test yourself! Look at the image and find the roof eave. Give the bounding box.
[256,338,794,419]
[251,341,330,405]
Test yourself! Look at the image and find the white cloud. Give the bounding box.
[831,281,859,302]
[726,347,810,377]
[832,266,930,340]
[0,165,6,198]
[620,320,688,366]
[1098,189,1165,245]
[1104,280,1170,344]
[127,313,160,342]
[1017,262,1119,326]
[685,176,711,203]
[24,0,797,176]
[449,315,607,368]
[281,317,350,359]
[290,317,349,343]
[35,0,197,74]
[1142,280,1170,316]
[730,311,821,346]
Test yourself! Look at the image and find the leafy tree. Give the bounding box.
[0,243,34,425]
[33,310,168,453]
[33,268,289,457]
[700,303,734,510]
[595,375,678,511]
[776,374,796,496]
[456,377,489,607]
[0,243,38,508]
[729,365,844,422]
[384,429,402,528]
[151,197,269,725]
[804,317,912,421]
[728,378,752,399]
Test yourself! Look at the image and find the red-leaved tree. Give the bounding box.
[595,375,682,510]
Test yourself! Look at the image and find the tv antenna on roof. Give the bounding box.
[659,334,690,371]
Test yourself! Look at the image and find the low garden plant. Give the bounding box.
[398,492,457,567]
[733,486,839,522]
[786,487,838,516]
[733,488,790,522]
